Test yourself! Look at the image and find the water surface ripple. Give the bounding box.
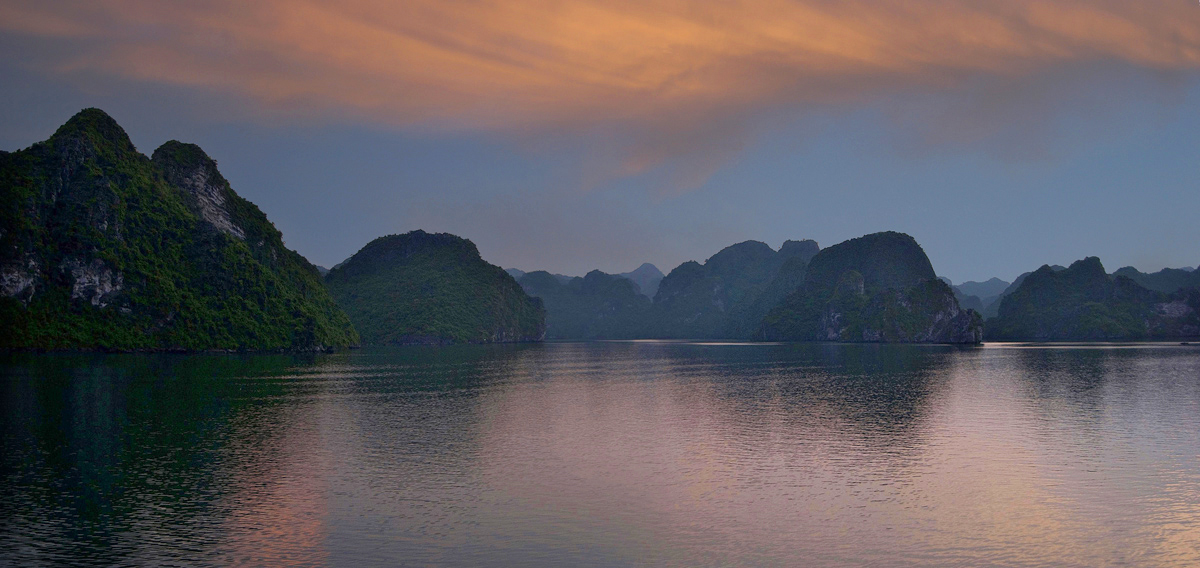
[2,342,1199,566]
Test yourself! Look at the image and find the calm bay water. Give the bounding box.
[2,342,1199,566]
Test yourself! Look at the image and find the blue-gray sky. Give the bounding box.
[2,1,1199,284]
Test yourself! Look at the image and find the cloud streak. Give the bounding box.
[4,0,1199,182]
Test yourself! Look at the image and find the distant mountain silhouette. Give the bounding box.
[937,277,996,315]
[653,239,820,338]
[518,270,650,339]
[1112,266,1200,294]
[955,277,1011,299]
[514,240,819,340]
[952,289,985,313]
[514,233,982,343]
[506,267,573,284]
[617,263,665,298]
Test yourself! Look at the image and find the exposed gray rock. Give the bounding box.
[62,258,123,308]
[1,259,38,302]
[764,233,983,344]
[866,284,981,343]
[818,283,982,344]
[1155,300,1194,319]
[174,167,245,239]
[152,141,247,240]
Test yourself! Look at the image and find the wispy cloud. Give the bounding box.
[4,0,1199,184]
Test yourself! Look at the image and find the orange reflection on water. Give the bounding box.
[217,402,331,566]
[466,344,1200,565]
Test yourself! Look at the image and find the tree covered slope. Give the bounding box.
[987,257,1199,341]
[0,109,358,351]
[762,232,982,343]
[651,239,820,339]
[517,269,651,340]
[325,231,545,345]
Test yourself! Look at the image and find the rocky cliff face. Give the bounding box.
[1148,291,1200,338]
[0,108,358,351]
[818,279,983,343]
[762,232,983,344]
[153,141,246,239]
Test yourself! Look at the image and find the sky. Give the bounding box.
[1,0,1199,284]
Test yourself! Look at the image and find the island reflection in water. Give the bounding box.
[2,342,1199,566]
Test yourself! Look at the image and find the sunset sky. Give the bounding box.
[2,0,1198,282]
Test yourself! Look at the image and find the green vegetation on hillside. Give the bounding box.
[0,109,358,351]
[651,239,820,338]
[518,270,651,339]
[325,231,545,344]
[987,257,1199,341]
[981,266,1066,318]
[762,232,982,343]
[1112,266,1200,294]
[803,232,935,292]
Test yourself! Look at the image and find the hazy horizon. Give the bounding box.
[3,1,1199,284]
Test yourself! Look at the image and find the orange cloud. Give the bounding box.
[3,0,1199,182]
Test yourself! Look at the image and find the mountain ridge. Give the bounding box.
[0,108,358,351]
[987,257,1199,341]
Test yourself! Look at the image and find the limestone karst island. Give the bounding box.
[4,2,1200,564]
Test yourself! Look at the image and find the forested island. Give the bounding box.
[986,258,1199,341]
[325,231,546,345]
[0,109,358,351]
[2,109,1196,349]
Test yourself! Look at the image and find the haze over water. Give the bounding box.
[3,342,1199,566]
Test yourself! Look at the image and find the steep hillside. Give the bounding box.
[652,239,820,338]
[325,231,545,344]
[762,232,981,343]
[0,109,358,351]
[518,270,651,339]
[988,257,1199,341]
